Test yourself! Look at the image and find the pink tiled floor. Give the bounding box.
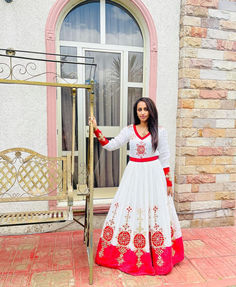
[0,226,236,286]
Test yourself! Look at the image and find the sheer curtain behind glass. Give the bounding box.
[86,51,120,187]
[60,46,79,152]
[61,87,79,187]
[128,52,143,82]
[60,1,100,43]
[127,87,142,125]
[127,52,143,124]
[106,0,143,47]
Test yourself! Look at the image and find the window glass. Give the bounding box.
[128,52,143,82]
[60,46,77,79]
[61,87,78,151]
[127,87,142,125]
[106,1,143,47]
[85,51,120,126]
[60,1,100,43]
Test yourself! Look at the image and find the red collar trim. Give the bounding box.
[133,124,150,140]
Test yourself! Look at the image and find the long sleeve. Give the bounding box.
[94,126,131,151]
[158,128,172,187]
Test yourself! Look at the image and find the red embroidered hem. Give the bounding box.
[129,156,159,162]
[95,236,184,276]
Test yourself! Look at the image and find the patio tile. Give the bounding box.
[161,258,205,284]
[0,273,30,287]
[0,227,236,286]
[78,266,124,287]
[30,270,75,287]
[184,239,219,258]
[120,273,163,287]
[190,256,236,280]
[182,228,202,241]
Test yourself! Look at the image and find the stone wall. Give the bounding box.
[176,0,236,228]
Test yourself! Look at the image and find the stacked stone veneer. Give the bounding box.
[176,0,236,228]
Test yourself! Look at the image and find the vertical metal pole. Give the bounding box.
[88,82,94,285]
[71,88,76,184]
[6,48,15,80]
[10,57,13,80]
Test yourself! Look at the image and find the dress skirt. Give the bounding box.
[95,159,184,276]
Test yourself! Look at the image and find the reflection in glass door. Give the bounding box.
[85,50,121,188]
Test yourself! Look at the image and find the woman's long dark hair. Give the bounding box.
[133,97,158,151]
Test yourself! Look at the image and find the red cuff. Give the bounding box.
[163,167,172,187]
[94,128,109,146]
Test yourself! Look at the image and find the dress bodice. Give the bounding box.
[129,125,157,159]
[103,125,170,168]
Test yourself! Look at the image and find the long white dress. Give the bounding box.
[95,125,184,275]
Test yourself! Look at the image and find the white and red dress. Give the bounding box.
[94,125,184,275]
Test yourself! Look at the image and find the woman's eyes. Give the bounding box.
[138,108,148,112]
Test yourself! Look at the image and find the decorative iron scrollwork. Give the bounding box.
[77,162,89,195]
[0,48,96,83]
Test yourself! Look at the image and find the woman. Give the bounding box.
[89,97,184,276]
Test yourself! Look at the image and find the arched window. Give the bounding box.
[58,0,144,193]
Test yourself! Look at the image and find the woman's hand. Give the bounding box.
[89,116,98,131]
[167,186,173,197]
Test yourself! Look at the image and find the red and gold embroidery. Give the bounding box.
[103,226,113,241]
[151,206,166,267]
[94,128,109,146]
[133,208,146,268]
[134,234,146,249]
[116,206,132,265]
[98,133,105,142]
[163,167,172,187]
[136,142,146,158]
[99,202,119,257]
[152,231,164,247]
[118,231,131,246]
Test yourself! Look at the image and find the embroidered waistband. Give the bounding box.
[129,156,159,162]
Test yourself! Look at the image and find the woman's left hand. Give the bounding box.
[167,186,173,197]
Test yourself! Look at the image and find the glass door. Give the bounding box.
[83,50,123,190]
[59,0,145,198]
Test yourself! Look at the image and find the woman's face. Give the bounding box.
[137,101,149,123]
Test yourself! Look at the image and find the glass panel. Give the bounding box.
[60,0,100,43]
[127,87,142,125]
[73,156,79,189]
[61,87,78,151]
[60,46,77,79]
[128,52,143,82]
[106,1,143,47]
[85,51,120,126]
[86,138,120,187]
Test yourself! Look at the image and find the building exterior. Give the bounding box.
[0,0,235,228]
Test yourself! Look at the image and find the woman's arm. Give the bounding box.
[158,128,173,194]
[89,116,131,151]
